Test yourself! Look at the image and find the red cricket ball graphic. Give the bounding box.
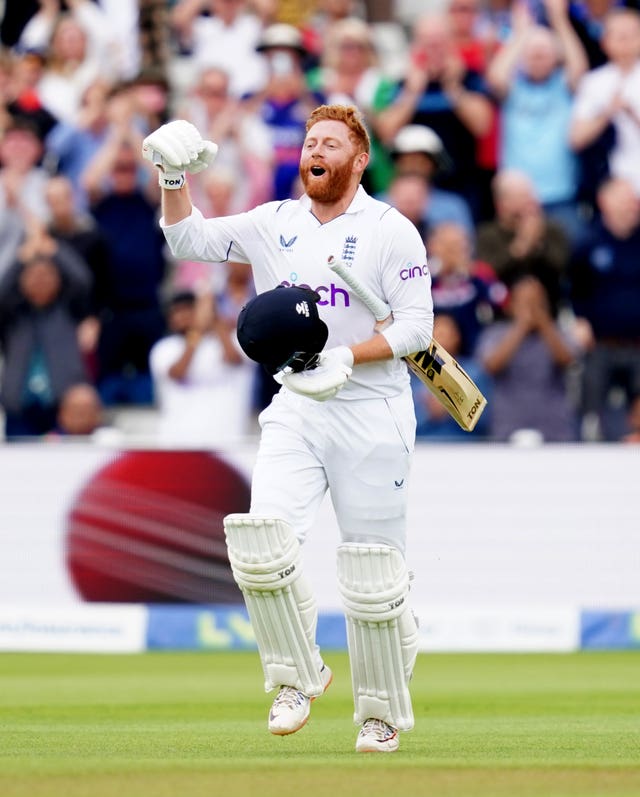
[65,451,250,603]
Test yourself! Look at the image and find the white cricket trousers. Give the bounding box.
[250,387,416,553]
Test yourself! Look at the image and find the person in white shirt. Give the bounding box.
[141,104,433,753]
[169,0,267,98]
[149,288,254,447]
[570,7,640,196]
[18,0,124,124]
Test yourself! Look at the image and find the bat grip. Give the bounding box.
[327,258,391,322]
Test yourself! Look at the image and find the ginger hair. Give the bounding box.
[306,104,371,155]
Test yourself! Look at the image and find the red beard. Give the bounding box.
[300,155,356,204]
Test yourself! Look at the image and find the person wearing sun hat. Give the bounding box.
[246,22,325,200]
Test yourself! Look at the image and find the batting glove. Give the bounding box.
[275,346,354,402]
[142,120,218,190]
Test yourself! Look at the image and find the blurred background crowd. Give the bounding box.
[0,0,639,446]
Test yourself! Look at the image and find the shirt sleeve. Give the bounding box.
[571,72,606,119]
[376,209,434,358]
[160,205,254,264]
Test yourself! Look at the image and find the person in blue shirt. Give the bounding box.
[242,23,325,200]
[486,0,589,244]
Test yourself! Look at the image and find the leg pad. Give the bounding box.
[337,543,418,731]
[224,513,324,696]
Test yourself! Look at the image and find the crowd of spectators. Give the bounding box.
[0,0,639,444]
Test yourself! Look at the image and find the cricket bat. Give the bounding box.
[328,258,487,432]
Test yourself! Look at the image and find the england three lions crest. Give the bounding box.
[341,236,357,262]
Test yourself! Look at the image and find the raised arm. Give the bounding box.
[486,2,532,98]
[569,93,622,151]
[160,180,195,226]
[544,0,588,90]
[376,71,428,144]
[142,120,218,225]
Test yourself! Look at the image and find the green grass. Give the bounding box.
[1,650,639,797]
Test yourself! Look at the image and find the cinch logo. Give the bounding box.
[400,264,429,280]
[280,280,350,308]
[279,234,298,250]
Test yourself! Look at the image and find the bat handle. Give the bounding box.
[327,257,391,322]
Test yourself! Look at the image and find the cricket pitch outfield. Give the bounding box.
[1,650,639,797]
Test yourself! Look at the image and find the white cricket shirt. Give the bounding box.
[161,186,433,400]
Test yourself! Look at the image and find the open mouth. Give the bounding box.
[310,165,326,176]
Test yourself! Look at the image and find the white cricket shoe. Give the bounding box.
[268,664,333,736]
[355,718,399,753]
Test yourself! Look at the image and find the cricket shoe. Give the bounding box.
[268,664,333,736]
[355,718,399,753]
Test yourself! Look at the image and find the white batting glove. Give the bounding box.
[142,120,218,190]
[275,346,354,402]
[185,140,220,174]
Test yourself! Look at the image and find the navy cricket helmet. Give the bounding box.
[237,285,329,374]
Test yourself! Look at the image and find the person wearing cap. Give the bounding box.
[383,123,475,238]
[244,22,325,200]
[142,103,433,753]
